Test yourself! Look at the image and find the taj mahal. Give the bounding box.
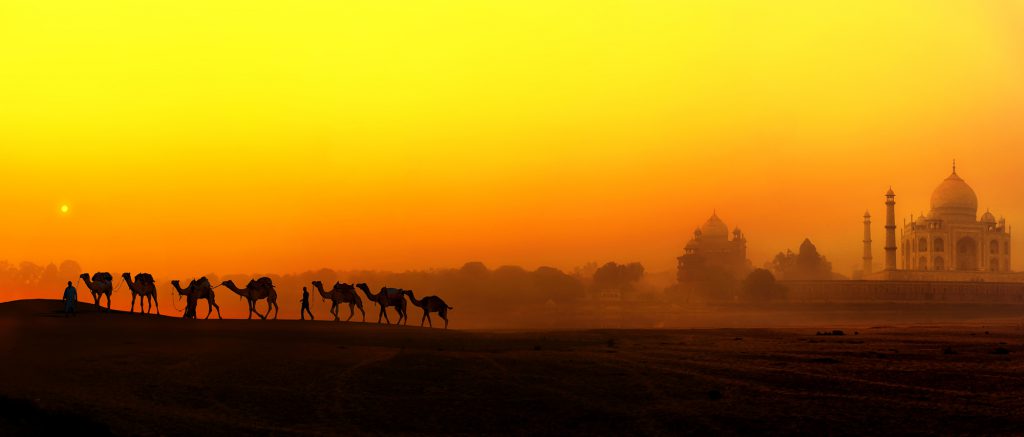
[863,162,1017,282]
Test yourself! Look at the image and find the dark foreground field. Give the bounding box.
[2,300,1024,435]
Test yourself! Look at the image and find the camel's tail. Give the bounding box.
[447,305,454,310]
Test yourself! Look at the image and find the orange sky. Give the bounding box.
[1,1,1023,277]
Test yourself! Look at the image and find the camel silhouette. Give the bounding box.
[356,283,407,325]
[311,281,365,322]
[404,290,452,329]
[79,272,113,311]
[170,278,223,319]
[221,278,278,320]
[122,272,159,315]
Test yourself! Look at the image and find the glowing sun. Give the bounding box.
[60,204,69,214]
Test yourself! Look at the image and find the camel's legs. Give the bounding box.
[426,312,433,328]
[153,294,159,315]
[105,293,111,311]
[264,300,277,320]
[210,301,222,319]
[442,313,448,329]
[130,294,137,313]
[146,295,153,314]
[346,303,355,321]
[359,305,365,322]
[379,306,391,324]
[421,312,427,327]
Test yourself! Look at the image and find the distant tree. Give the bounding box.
[58,260,82,280]
[533,266,585,303]
[593,262,645,292]
[459,262,489,278]
[38,262,61,291]
[572,262,599,280]
[18,261,43,288]
[741,268,787,303]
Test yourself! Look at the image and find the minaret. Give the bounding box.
[884,188,897,271]
[862,211,873,276]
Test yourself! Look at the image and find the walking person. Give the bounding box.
[300,286,314,320]
[62,281,77,317]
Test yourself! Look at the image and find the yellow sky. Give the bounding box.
[1,1,1023,276]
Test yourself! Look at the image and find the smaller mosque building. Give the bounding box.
[677,212,752,283]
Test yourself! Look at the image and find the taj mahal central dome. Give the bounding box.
[929,166,978,222]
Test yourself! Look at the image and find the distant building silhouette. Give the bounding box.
[677,212,752,283]
[675,212,753,300]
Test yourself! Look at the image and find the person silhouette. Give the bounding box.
[184,296,197,319]
[62,281,77,317]
[300,286,313,320]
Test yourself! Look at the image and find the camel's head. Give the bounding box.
[121,272,132,280]
[79,273,89,280]
[356,283,370,294]
[170,279,180,288]
[311,280,323,290]
[221,280,235,288]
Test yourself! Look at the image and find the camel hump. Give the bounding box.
[194,277,211,288]
[93,272,114,283]
[255,277,275,289]
[135,273,155,285]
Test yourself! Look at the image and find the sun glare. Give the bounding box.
[60,204,69,214]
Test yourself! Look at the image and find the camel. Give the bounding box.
[221,278,279,320]
[356,283,407,325]
[311,281,365,322]
[79,272,113,311]
[122,272,159,315]
[404,290,453,329]
[170,278,223,319]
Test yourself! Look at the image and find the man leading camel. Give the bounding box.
[300,286,313,320]
[62,281,77,317]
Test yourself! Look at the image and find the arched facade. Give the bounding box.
[897,166,1011,274]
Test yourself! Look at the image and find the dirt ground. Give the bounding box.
[2,299,1024,435]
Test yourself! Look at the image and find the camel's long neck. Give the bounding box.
[171,283,190,296]
[122,276,137,292]
[359,287,379,302]
[224,283,250,298]
[81,277,95,289]
[406,292,424,307]
[313,284,330,298]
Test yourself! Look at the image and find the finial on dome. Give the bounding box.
[952,159,957,174]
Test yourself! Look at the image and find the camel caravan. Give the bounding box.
[74,272,453,328]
